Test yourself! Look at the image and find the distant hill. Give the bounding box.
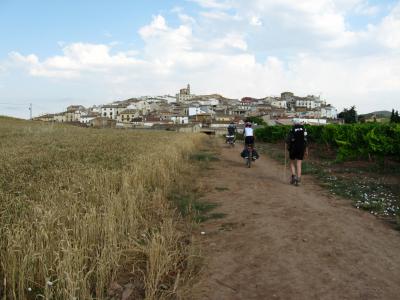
[359,110,391,119]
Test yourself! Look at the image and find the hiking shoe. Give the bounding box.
[295,177,301,186]
[290,175,296,185]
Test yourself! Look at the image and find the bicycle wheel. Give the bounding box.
[247,151,252,168]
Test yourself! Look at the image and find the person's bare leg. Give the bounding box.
[290,160,296,176]
[290,160,296,184]
[297,159,302,180]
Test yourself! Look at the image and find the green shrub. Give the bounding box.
[255,123,400,161]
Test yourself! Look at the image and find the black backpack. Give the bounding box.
[287,125,307,150]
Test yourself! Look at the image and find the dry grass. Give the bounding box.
[0,117,204,299]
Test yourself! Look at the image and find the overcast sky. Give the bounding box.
[0,0,399,118]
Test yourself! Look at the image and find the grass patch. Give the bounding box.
[218,222,245,231]
[195,212,227,223]
[190,152,219,162]
[319,174,399,217]
[215,186,229,191]
[171,193,225,223]
[256,143,285,163]
[208,212,227,219]
[190,137,220,163]
[172,137,226,223]
[192,200,219,214]
[301,161,319,175]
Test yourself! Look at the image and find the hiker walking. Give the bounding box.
[286,121,308,186]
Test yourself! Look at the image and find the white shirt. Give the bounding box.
[244,127,254,137]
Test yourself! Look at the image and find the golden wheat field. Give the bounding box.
[0,117,204,300]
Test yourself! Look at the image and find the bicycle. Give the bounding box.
[226,135,235,147]
[245,143,253,168]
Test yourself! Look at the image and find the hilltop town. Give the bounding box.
[35,84,338,129]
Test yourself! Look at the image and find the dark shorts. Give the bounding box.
[245,136,254,145]
[289,148,304,160]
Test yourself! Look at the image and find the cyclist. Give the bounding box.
[227,121,237,136]
[226,120,237,144]
[243,122,254,146]
[241,122,259,159]
[286,121,308,186]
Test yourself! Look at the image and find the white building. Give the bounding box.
[199,98,219,107]
[320,106,338,119]
[263,96,277,104]
[80,114,98,124]
[54,113,66,123]
[126,100,156,115]
[88,105,101,114]
[271,100,287,109]
[101,105,117,119]
[171,116,189,124]
[293,118,327,125]
[295,99,320,110]
[188,107,207,116]
[177,94,196,102]
[65,110,82,122]
[101,104,127,120]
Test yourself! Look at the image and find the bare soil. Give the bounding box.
[192,141,400,300]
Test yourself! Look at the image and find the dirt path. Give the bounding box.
[192,142,400,300]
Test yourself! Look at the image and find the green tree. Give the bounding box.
[245,116,266,125]
[338,106,357,124]
[390,109,395,123]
